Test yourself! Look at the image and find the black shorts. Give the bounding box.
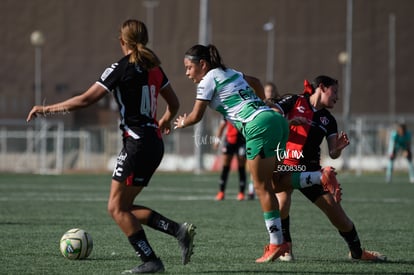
[222,139,246,157]
[295,164,328,202]
[391,148,412,161]
[112,127,164,186]
[299,184,328,203]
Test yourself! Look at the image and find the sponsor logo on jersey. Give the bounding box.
[320,116,329,125]
[100,63,118,81]
[296,105,306,113]
[134,64,142,73]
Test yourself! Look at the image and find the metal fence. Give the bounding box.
[1,115,413,174]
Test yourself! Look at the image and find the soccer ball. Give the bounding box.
[59,228,93,260]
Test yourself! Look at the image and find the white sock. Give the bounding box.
[265,217,283,245]
[299,171,322,188]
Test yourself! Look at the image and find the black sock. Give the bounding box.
[281,216,292,242]
[128,230,157,262]
[219,165,230,191]
[147,211,180,237]
[339,224,362,259]
[238,166,246,193]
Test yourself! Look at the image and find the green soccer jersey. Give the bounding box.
[195,67,269,132]
[389,130,412,153]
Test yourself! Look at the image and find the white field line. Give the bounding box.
[0,193,412,204]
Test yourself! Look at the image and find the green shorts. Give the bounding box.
[243,110,288,160]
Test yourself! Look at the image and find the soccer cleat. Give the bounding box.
[122,258,165,274]
[237,192,245,201]
[321,166,342,203]
[176,222,196,265]
[248,183,255,200]
[215,191,225,201]
[255,242,289,263]
[279,242,294,262]
[349,249,387,262]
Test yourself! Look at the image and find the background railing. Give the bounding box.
[1,115,413,174]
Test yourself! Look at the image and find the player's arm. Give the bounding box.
[244,75,265,100]
[215,120,226,139]
[213,119,227,150]
[26,83,107,122]
[405,132,412,151]
[327,131,350,159]
[158,83,180,135]
[174,99,209,129]
[245,74,282,113]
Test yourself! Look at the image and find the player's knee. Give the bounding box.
[107,201,121,220]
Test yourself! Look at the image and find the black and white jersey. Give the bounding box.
[96,55,169,138]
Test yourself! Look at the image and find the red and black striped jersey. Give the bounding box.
[276,94,337,170]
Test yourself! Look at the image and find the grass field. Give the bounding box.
[0,171,413,274]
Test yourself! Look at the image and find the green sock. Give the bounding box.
[291,172,301,189]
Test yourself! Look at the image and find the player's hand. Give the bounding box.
[212,138,220,150]
[336,131,350,151]
[158,119,172,135]
[26,106,44,122]
[174,113,187,129]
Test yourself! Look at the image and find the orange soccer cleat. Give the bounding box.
[237,192,245,201]
[215,191,225,201]
[255,242,289,263]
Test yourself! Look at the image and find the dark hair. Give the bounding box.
[184,44,227,70]
[303,75,338,95]
[397,123,407,134]
[312,75,338,90]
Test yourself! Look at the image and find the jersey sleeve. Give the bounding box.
[275,95,298,116]
[326,114,338,138]
[195,72,216,101]
[96,57,128,93]
[157,66,170,90]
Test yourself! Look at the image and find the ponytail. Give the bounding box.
[207,44,226,70]
[120,19,161,70]
[130,43,161,70]
[185,44,226,70]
